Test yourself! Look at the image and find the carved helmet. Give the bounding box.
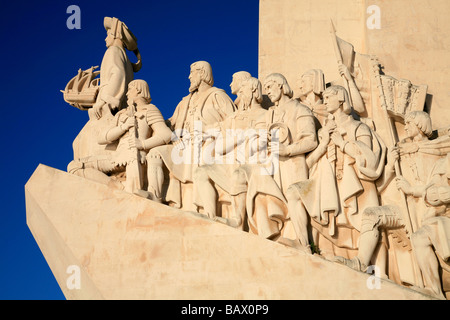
[104,17,142,72]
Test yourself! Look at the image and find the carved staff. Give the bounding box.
[372,62,416,236]
[371,58,424,287]
[128,103,143,192]
[330,20,353,106]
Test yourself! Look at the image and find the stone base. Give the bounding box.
[25,164,436,299]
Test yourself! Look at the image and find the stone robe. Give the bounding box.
[292,117,386,248]
[150,87,236,207]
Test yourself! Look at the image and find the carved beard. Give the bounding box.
[189,78,201,93]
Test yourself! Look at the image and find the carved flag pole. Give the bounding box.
[372,63,417,236]
[330,20,353,107]
[371,58,424,287]
[329,22,422,286]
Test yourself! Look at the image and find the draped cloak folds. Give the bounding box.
[418,152,450,261]
[72,45,134,162]
[150,87,236,207]
[238,99,318,237]
[291,117,386,247]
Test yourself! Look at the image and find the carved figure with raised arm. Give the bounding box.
[336,63,365,116]
[286,85,386,255]
[334,111,450,297]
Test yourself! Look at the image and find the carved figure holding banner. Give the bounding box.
[286,85,386,256]
[335,111,450,287]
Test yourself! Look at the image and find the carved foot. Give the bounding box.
[132,189,155,200]
[107,179,125,191]
[333,256,367,272]
[277,237,312,254]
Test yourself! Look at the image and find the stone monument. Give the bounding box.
[26,5,450,300]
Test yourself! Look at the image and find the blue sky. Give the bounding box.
[0,0,259,300]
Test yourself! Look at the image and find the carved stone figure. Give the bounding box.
[146,61,236,207]
[54,14,450,300]
[67,17,143,186]
[286,85,386,255]
[90,17,142,120]
[68,80,171,194]
[334,111,450,296]
[66,17,143,181]
[296,69,327,127]
[409,154,450,299]
[193,77,267,226]
[230,71,251,109]
[231,73,317,242]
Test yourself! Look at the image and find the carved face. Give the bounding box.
[404,119,420,139]
[298,75,313,96]
[265,81,282,103]
[189,68,202,93]
[323,91,341,114]
[126,85,139,105]
[105,33,115,48]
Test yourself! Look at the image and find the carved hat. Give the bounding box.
[104,17,138,50]
[104,17,141,72]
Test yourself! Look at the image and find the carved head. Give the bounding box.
[323,85,351,114]
[127,80,151,105]
[230,71,251,95]
[263,73,293,103]
[298,69,325,97]
[404,111,432,139]
[104,17,138,51]
[189,61,214,93]
[238,77,263,108]
[103,17,141,72]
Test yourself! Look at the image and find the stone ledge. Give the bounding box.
[25,164,436,299]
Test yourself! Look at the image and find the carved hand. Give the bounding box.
[92,100,106,120]
[277,143,290,157]
[338,63,352,81]
[425,186,441,206]
[331,131,345,149]
[395,176,413,195]
[323,118,337,134]
[268,141,290,157]
[121,117,135,131]
[387,146,400,164]
[129,137,144,150]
